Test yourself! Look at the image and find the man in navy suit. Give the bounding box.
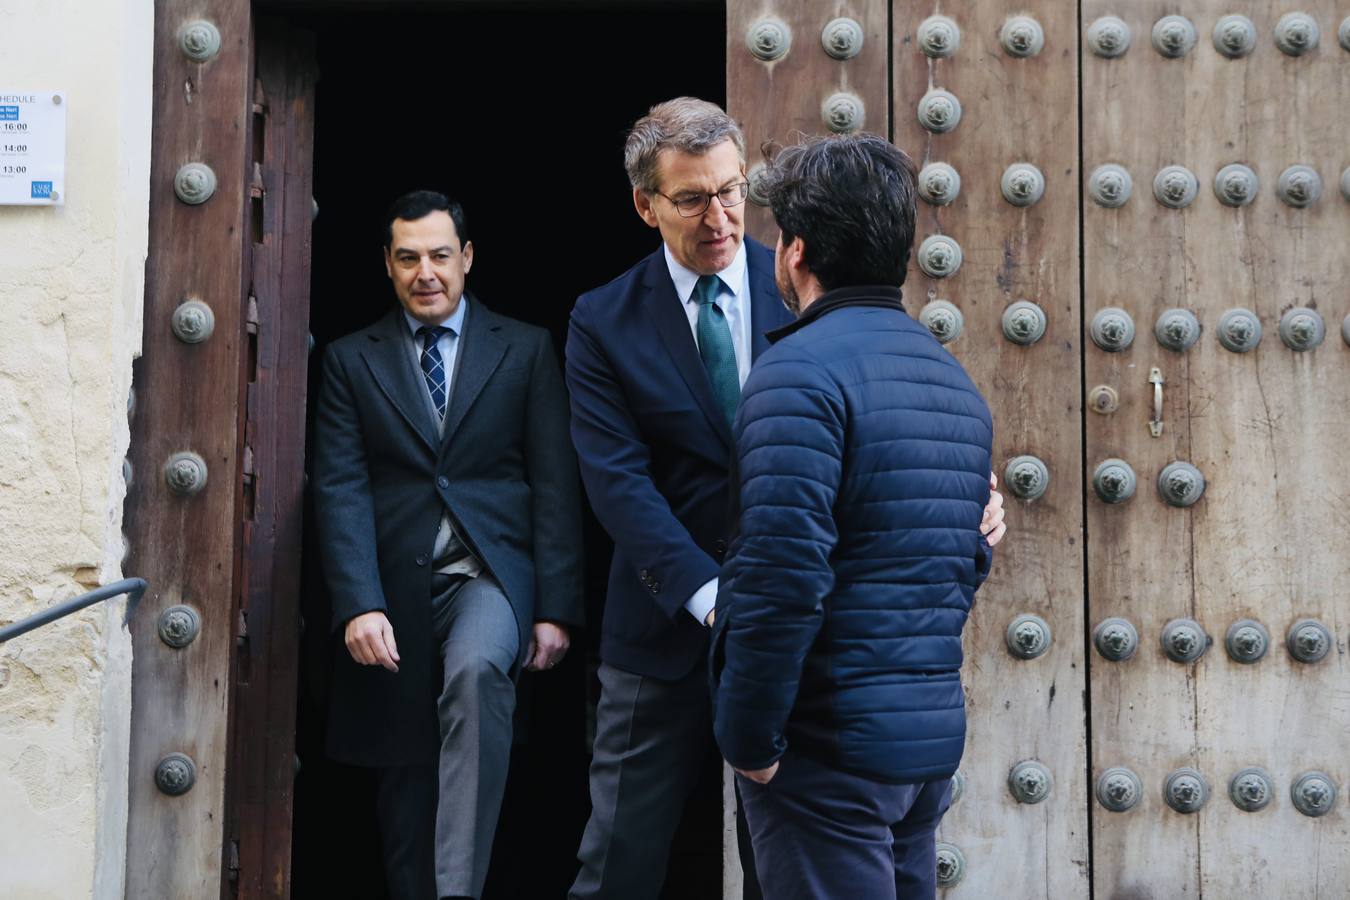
[564,100,1005,898]
[565,97,783,899]
[314,191,583,900]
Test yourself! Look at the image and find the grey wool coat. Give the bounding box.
[313,300,583,767]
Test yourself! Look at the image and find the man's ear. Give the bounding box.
[785,235,809,275]
[461,240,473,273]
[633,188,659,229]
[383,247,394,279]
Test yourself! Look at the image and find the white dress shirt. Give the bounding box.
[662,242,753,625]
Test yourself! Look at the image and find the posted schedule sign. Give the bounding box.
[0,91,66,206]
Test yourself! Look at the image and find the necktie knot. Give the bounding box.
[693,274,723,307]
[417,325,451,349]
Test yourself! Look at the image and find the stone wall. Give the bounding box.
[0,1,152,897]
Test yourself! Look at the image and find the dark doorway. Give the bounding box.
[291,6,726,898]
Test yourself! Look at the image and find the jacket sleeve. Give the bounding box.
[564,298,720,620]
[713,354,844,771]
[312,346,388,632]
[525,328,585,626]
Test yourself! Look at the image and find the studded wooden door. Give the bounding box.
[729,3,1348,897]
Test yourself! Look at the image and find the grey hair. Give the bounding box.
[623,97,747,194]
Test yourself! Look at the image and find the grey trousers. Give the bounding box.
[569,662,726,900]
[376,574,521,900]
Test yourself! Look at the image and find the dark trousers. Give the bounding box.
[738,751,952,900]
[374,574,521,900]
[569,662,761,899]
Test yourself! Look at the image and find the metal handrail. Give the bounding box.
[0,578,147,645]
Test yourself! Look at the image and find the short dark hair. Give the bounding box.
[382,190,469,249]
[761,134,917,290]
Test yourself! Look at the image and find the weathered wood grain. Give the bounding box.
[1179,3,1349,897]
[226,21,316,900]
[1084,2,1349,896]
[891,4,1088,897]
[728,0,890,245]
[125,1,253,896]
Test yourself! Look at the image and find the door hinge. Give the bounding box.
[227,838,240,882]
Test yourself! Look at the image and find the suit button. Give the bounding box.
[639,569,650,582]
[651,581,662,593]
[714,539,727,556]
[436,476,449,489]
[415,554,428,566]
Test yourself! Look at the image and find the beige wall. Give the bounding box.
[0,0,152,897]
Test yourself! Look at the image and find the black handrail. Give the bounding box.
[0,578,148,645]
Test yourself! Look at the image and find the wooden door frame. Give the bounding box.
[134,1,724,897]
[130,3,317,898]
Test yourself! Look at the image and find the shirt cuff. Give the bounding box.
[683,577,718,626]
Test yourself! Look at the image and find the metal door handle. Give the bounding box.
[1148,367,1164,436]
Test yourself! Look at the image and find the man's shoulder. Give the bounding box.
[324,311,395,360]
[574,247,662,314]
[744,235,774,267]
[471,299,547,342]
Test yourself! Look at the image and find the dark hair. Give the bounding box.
[382,190,469,249]
[761,134,917,290]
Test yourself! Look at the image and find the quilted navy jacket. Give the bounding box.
[711,285,993,784]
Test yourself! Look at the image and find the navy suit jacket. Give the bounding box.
[565,238,792,680]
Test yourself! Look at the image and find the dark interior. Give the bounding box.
[291,6,726,898]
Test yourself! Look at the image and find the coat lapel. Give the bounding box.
[745,239,791,363]
[359,309,440,453]
[643,253,733,450]
[441,297,507,448]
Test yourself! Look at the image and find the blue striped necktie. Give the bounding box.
[693,274,740,427]
[416,325,452,418]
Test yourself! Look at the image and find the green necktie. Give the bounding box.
[693,274,740,428]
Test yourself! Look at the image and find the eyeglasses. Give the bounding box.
[657,181,750,218]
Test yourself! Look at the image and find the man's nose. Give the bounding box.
[417,256,437,280]
[703,195,730,228]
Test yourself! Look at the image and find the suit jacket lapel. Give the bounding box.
[359,309,440,453]
[746,239,791,363]
[442,297,506,448]
[643,252,733,450]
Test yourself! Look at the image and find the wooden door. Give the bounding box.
[730,2,1347,897]
[1082,3,1349,896]
[226,19,317,899]
[126,2,254,896]
[129,4,314,897]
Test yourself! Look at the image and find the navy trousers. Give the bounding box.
[737,751,952,900]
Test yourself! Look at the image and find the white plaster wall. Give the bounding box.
[0,1,152,897]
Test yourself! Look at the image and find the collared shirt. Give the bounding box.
[663,242,754,626]
[403,294,467,398]
[403,296,482,579]
[664,241,752,388]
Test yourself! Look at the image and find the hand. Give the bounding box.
[344,611,400,672]
[704,609,715,627]
[735,762,780,784]
[526,622,571,672]
[981,472,1007,548]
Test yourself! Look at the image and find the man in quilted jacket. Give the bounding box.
[711,133,995,900]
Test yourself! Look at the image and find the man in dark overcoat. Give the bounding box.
[313,191,583,900]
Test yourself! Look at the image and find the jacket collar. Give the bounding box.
[766,285,905,344]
